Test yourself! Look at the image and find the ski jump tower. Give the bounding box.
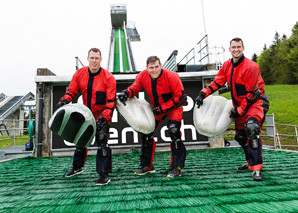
[107,4,140,73]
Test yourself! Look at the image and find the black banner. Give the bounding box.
[51,80,208,150]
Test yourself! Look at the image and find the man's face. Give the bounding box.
[147,60,162,80]
[87,51,102,73]
[229,41,245,61]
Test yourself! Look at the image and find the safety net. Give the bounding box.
[1,148,298,212]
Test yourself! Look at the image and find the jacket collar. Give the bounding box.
[231,55,245,67]
[88,67,102,76]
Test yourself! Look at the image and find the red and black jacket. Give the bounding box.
[202,55,267,116]
[60,66,116,121]
[124,69,186,113]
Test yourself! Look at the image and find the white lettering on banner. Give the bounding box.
[161,126,171,142]
[112,109,118,122]
[138,92,145,100]
[183,96,194,112]
[121,127,139,144]
[62,94,198,147]
[181,120,197,141]
[108,128,118,144]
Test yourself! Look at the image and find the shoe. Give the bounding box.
[238,163,249,170]
[65,167,83,177]
[96,173,111,186]
[252,170,264,181]
[135,166,155,175]
[167,167,182,178]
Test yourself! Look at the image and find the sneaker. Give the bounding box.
[135,166,155,175]
[252,170,264,181]
[96,173,111,186]
[238,163,249,170]
[167,167,182,178]
[65,168,83,177]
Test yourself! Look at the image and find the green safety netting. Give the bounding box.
[1,148,298,212]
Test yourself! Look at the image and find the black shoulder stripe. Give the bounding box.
[66,91,76,99]
[208,86,214,93]
[214,81,222,88]
[129,88,134,97]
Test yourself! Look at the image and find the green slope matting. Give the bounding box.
[113,29,120,73]
[120,29,130,72]
[2,148,298,212]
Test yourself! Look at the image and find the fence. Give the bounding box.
[223,114,298,150]
[0,119,33,146]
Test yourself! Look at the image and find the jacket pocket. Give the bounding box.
[235,83,247,96]
[161,92,173,102]
[95,91,106,105]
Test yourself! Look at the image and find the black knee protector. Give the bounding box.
[234,129,247,147]
[245,118,260,149]
[96,132,108,157]
[168,123,181,150]
[141,133,153,148]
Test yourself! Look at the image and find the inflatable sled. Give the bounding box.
[116,96,155,134]
[193,95,234,137]
[49,103,96,148]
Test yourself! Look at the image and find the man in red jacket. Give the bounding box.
[196,38,269,181]
[118,56,187,178]
[56,48,116,185]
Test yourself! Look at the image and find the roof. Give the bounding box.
[1,147,298,212]
[0,92,35,120]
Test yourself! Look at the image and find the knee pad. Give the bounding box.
[141,133,153,148]
[234,129,247,147]
[97,132,108,157]
[245,118,260,149]
[168,123,181,150]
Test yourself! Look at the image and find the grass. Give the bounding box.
[0,135,29,149]
[220,84,298,149]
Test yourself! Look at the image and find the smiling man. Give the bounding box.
[195,38,269,181]
[118,56,187,178]
[56,48,116,186]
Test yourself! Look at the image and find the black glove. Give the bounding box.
[230,108,240,119]
[117,92,128,106]
[175,94,188,108]
[152,107,161,115]
[195,92,206,109]
[96,116,107,132]
[56,98,69,109]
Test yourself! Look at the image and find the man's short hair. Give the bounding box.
[230,37,244,46]
[146,56,161,66]
[88,48,101,56]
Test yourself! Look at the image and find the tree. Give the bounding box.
[258,48,274,84]
[257,23,298,85]
[251,53,258,62]
[273,31,280,46]
[287,22,298,82]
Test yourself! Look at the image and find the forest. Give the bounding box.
[252,22,298,84]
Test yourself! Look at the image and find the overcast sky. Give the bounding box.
[1,0,297,96]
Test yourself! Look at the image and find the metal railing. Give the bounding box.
[75,57,84,70]
[275,123,298,149]
[0,119,33,146]
[223,114,298,150]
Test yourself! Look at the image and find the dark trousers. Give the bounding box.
[72,146,112,174]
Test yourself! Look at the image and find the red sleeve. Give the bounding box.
[202,64,227,97]
[61,69,81,102]
[124,71,144,97]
